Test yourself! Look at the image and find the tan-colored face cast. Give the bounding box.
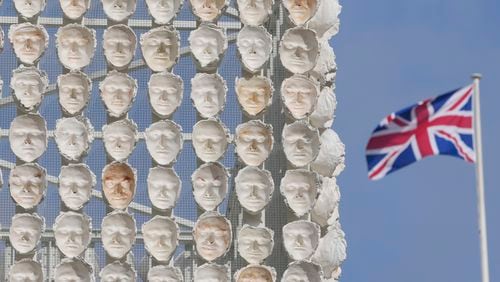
[283,0,318,25]
[281,75,319,120]
[9,163,47,209]
[192,162,228,211]
[9,23,48,65]
[100,71,137,117]
[58,71,91,116]
[103,25,136,69]
[60,0,90,19]
[13,0,46,18]
[9,114,47,163]
[190,0,226,22]
[237,0,272,26]
[54,117,93,161]
[235,121,273,166]
[195,264,229,282]
[55,259,92,282]
[101,0,137,22]
[236,76,273,117]
[141,26,180,72]
[56,24,96,70]
[9,259,44,282]
[236,265,275,282]
[145,120,183,166]
[142,216,179,262]
[194,214,232,262]
[101,212,136,259]
[148,167,181,210]
[102,163,136,210]
[9,214,44,254]
[237,225,274,264]
[283,220,320,261]
[282,121,320,167]
[279,28,319,74]
[280,169,318,217]
[148,265,183,282]
[54,212,92,258]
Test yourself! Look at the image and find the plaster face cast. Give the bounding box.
[11,66,48,112]
[145,120,183,166]
[140,26,180,72]
[283,220,320,261]
[308,0,341,39]
[13,0,46,19]
[237,0,273,26]
[103,25,136,69]
[282,261,321,282]
[9,163,47,209]
[192,163,228,211]
[100,71,137,117]
[10,213,44,254]
[101,0,137,22]
[279,28,319,74]
[56,24,96,70]
[235,76,273,117]
[58,71,92,116]
[147,167,181,210]
[237,225,274,264]
[237,26,272,73]
[235,265,275,282]
[280,169,319,217]
[55,117,93,161]
[146,0,182,24]
[142,216,179,262]
[190,0,226,22]
[282,121,320,167]
[9,23,48,65]
[193,213,232,262]
[310,40,337,86]
[311,223,347,279]
[102,162,136,210]
[148,265,183,282]
[281,75,319,120]
[283,0,318,26]
[54,212,91,258]
[100,261,136,282]
[192,120,228,162]
[235,166,274,214]
[235,120,273,166]
[60,0,91,19]
[189,24,227,70]
[9,259,43,282]
[55,259,93,282]
[9,114,47,163]
[311,129,345,177]
[59,164,95,210]
[191,73,227,118]
[101,212,136,259]
[309,86,336,129]
[311,176,340,227]
[194,264,229,282]
[148,72,183,118]
[103,119,138,161]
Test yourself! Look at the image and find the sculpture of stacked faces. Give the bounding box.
[13,0,46,18]
[235,265,275,282]
[311,129,345,177]
[192,120,228,162]
[103,25,136,69]
[58,71,92,116]
[142,216,179,261]
[59,164,95,210]
[237,225,274,264]
[9,114,47,162]
[54,212,92,258]
[235,76,273,117]
[235,166,274,214]
[148,72,183,118]
[140,26,180,72]
[100,261,136,282]
[282,261,321,282]
[9,259,43,282]
[146,0,182,24]
[60,0,91,20]
[147,167,181,210]
[279,27,319,74]
[99,71,137,117]
[282,121,320,167]
[55,258,93,282]
[283,0,318,26]
[101,212,136,259]
[9,23,48,65]
[193,212,232,261]
[194,264,228,282]
[235,120,273,166]
[148,265,183,282]
[11,66,48,113]
[9,163,47,209]
[283,220,320,261]
[56,24,96,70]
[189,24,227,70]
[192,162,228,211]
[103,119,138,161]
[145,120,183,166]
[190,0,226,22]
[237,0,273,26]
[102,162,136,209]
[9,213,44,254]
[54,117,93,161]
[237,26,272,73]
[191,73,227,118]
[281,75,319,120]
[280,169,319,217]
[101,0,137,22]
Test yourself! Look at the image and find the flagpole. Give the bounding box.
[471,73,489,282]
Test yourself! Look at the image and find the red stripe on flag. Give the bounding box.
[449,86,473,111]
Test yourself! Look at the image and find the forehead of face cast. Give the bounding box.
[283,122,318,142]
[9,24,48,45]
[189,26,227,52]
[146,120,182,137]
[54,212,89,230]
[104,25,136,44]
[283,262,321,282]
[55,259,91,281]
[149,72,183,90]
[195,264,228,281]
[10,260,43,281]
[58,71,90,89]
[148,265,183,281]
[101,72,136,91]
[100,262,135,281]
[193,120,226,139]
[12,213,43,230]
[103,212,135,230]
[143,216,177,235]
[238,266,273,282]
[60,164,94,184]
[237,26,271,47]
[103,163,135,183]
[11,114,46,134]
[283,221,318,239]
[148,167,180,184]
[192,74,225,95]
[236,166,273,189]
[12,68,47,89]
[281,170,316,191]
[142,27,178,44]
[57,26,95,46]
[104,120,137,138]
[192,163,227,184]
[283,75,317,94]
[236,121,272,142]
[56,118,89,134]
[10,163,46,183]
[195,215,230,235]
[239,225,272,241]
[282,29,317,50]
[237,76,271,92]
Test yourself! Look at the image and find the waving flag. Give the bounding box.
[366,85,475,180]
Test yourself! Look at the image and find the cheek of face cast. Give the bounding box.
[281,34,314,64]
[144,224,176,254]
[55,217,89,253]
[237,128,270,157]
[60,0,88,18]
[193,168,226,205]
[284,130,314,157]
[104,129,135,157]
[192,82,223,115]
[283,81,315,114]
[193,126,226,156]
[238,36,268,65]
[146,127,180,160]
[10,121,47,158]
[236,175,271,211]
[283,178,313,206]
[10,167,45,207]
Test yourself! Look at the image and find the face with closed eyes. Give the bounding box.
[282,122,320,167]
[237,0,272,26]
[141,27,179,72]
[147,167,181,210]
[193,215,231,262]
[103,120,137,161]
[13,0,46,18]
[283,221,319,261]
[279,28,319,74]
[236,76,272,117]
[54,118,91,161]
[10,214,43,254]
[9,260,43,282]
[102,163,135,210]
[100,262,136,282]
[142,216,178,261]
[148,73,183,117]
[55,259,92,282]
[192,163,228,211]
[60,0,90,19]
[58,72,91,115]
[190,0,225,22]
[9,164,46,209]
[235,166,273,214]
[103,25,136,69]
[283,0,317,25]
[282,75,318,119]
[237,26,271,72]
[101,213,136,259]
[9,24,47,65]
[9,115,47,163]
[235,122,273,166]
[192,120,228,162]
[54,213,91,258]
[56,25,96,70]
[101,0,137,22]
[191,74,226,118]
[145,121,182,166]
[59,165,94,210]
[148,265,183,282]
[280,170,318,217]
[237,226,273,264]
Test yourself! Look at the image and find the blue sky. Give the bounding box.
[334,0,500,281]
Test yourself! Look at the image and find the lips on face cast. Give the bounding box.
[60,0,90,19]
[283,220,320,261]
[142,216,179,262]
[193,213,231,262]
[237,0,273,26]
[9,259,44,282]
[235,120,273,166]
[148,72,183,118]
[192,119,228,163]
[145,120,183,166]
[57,71,91,116]
[53,212,91,258]
[59,164,95,210]
[101,0,137,22]
[101,211,136,259]
[192,162,228,211]
[103,119,138,161]
[9,213,44,254]
[235,166,274,214]
[280,169,319,217]
[283,0,318,25]
[99,71,137,117]
[102,162,136,210]
[235,76,273,117]
[103,25,136,69]
[9,23,48,65]
[189,0,226,22]
[279,27,319,74]
[282,120,320,167]
[9,163,47,209]
[56,24,96,70]
[9,114,47,163]
[140,26,180,72]
[147,167,181,210]
[145,0,182,24]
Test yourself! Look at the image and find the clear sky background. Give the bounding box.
[334,0,500,281]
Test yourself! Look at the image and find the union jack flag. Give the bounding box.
[366,85,476,180]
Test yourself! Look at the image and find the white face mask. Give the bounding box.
[56,25,96,70]
[9,23,48,65]
[9,260,43,282]
[193,213,232,262]
[148,265,183,282]
[235,265,275,282]
[283,0,318,25]
[9,214,44,254]
[58,71,91,116]
[145,120,183,166]
[235,121,273,166]
[281,74,319,120]
[282,221,320,261]
[11,66,48,112]
[192,120,228,162]
[237,26,272,73]
[99,71,137,117]
[280,169,319,217]
[9,163,47,209]
[237,0,272,26]
[235,166,274,214]
[103,25,136,69]
[282,121,320,167]
[59,164,95,210]
[100,261,136,282]
[237,225,274,264]
[54,212,92,258]
[189,0,225,22]
[189,25,227,69]
[9,114,47,163]
[103,119,138,161]
[235,76,272,117]
[142,216,179,262]
[279,28,319,74]
[101,0,137,22]
[101,212,136,259]
[13,0,46,18]
[147,167,181,210]
[194,264,229,282]
[191,73,227,118]
[60,0,90,19]
[148,72,183,118]
[55,258,92,282]
[191,163,228,211]
[102,163,136,210]
[140,26,180,72]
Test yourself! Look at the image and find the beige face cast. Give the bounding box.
[192,162,228,211]
[282,220,320,261]
[142,216,179,262]
[9,114,47,163]
[103,119,138,161]
[281,74,319,120]
[60,0,91,19]
[237,0,273,26]
[148,72,183,118]
[235,166,274,214]
[237,26,272,73]
[9,213,44,254]
[9,163,47,209]
[148,167,181,210]
[54,212,92,258]
[54,117,94,161]
[283,0,318,25]
[102,162,136,210]
[235,76,273,117]
[59,164,95,210]
[58,71,92,116]
[235,120,273,166]
[9,259,43,282]
[13,0,46,18]
[237,225,274,264]
[146,0,182,24]
[101,211,136,259]
[191,73,227,118]
[55,258,93,282]
[140,26,180,72]
[99,261,136,282]
[189,24,227,70]
[194,264,229,282]
[281,261,322,282]
[145,120,183,166]
[193,212,232,262]
[190,0,226,22]
[282,121,320,167]
[148,265,183,282]
[279,27,319,74]
[9,23,48,65]
[56,24,96,70]
[99,71,137,117]
[101,0,137,22]
[103,25,136,69]
[192,119,228,163]
[235,265,275,282]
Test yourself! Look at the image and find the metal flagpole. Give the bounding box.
[471,73,489,282]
